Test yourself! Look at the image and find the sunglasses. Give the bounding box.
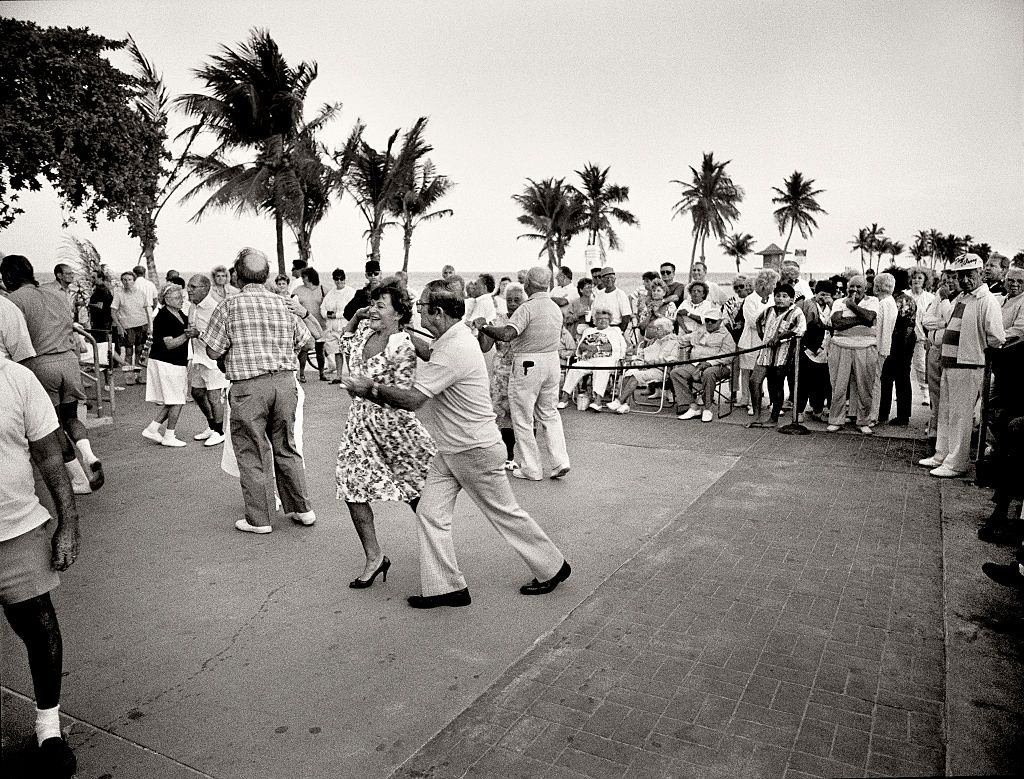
[367,271,381,277]
[660,270,672,275]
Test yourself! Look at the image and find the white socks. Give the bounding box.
[65,459,90,493]
[36,705,61,745]
[144,421,164,435]
[75,438,97,465]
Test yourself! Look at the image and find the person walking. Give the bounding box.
[141,285,196,447]
[185,274,228,446]
[919,253,1005,478]
[336,279,435,588]
[202,248,316,533]
[343,280,571,609]
[0,354,81,777]
[475,266,570,481]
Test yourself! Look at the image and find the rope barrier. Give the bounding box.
[559,337,798,371]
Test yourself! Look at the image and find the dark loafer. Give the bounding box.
[982,562,1024,591]
[407,588,471,609]
[87,460,105,491]
[520,560,571,595]
[39,736,77,777]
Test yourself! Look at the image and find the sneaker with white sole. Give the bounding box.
[918,456,943,468]
[588,401,603,412]
[677,408,700,420]
[160,432,187,447]
[290,510,316,526]
[204,431,225,447]
[701,410,713,423]
[194,429,213,441]
[142,427,165,443]
[616,404,631,414]
[930,465,965,478]
[555,400,569,409]
[504,460,518,470]
[606,399,622,411]
[858,426,873,435]
[235,518,272,534]
[826,424,841,432]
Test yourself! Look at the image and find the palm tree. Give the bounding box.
[572,162,638,265]
[874,237,893,265]
[864,223,886,271]
[849,228,871,273]
[720,233,756,274]
[909,233,929,264]
[968,242,992,261]
[926,228,943,269]
[888,240,905,263]
[386,159,455,272]
[770,171,827,254]
[345,117,432,265]
[512,178,585,275]
[176,29,317,273]
[671,152,744,272]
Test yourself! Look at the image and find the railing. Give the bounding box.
[79,328,116,419]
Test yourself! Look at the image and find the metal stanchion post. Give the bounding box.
[778,335,810,435]
[974,353,994,485]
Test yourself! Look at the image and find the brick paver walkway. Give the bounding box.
[395,433,946,778]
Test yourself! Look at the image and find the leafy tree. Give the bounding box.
[512,178,585,276]
[888,240,905,262]
[572,163,638,264]
[345,117,432,266]
[848,228,870,273]
[770,171,827,254]
[720,233,756,274]
[909,232,929,263]
[671,152,744,272]
[386,160,454,272]
[0,20,164,233]
[176,28,318,274]
[968,242,992,261]
[1012,251,1024,268]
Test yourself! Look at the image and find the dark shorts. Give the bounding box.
[27,353,87,405]
[123,325,149,350]
[0,523,59,606]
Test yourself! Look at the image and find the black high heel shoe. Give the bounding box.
[349,556,390,589]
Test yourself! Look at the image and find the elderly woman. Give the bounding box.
[210,264,239,302]
[142,285,198,447]
[564,276,595,333]
[480,282,526,468]
[739,269,780,413]
[292,266,327,382]
[907,268,935,403]
[638,278,677,331]
[557,307,627,411]
[877,268,917,426]
[677,281,714,335]
[607,317,681,414]
[338,278,436,587]
[866,272,898,425]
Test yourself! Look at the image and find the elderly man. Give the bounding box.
[919,254,1005,477]
[42,264,82,318]
[826,275,879,433]
[1,354,81,776]
[920,270,957,438]
[671,308,736,422]
[185,274,228,446]
[111,270,152,372]
[607,317,681,414]
[2,255,104,495]
[689,261,728,305]
[999,267,1024,342]
[203,248,316,532]
[592,266,633,332]
[344,280,571,608]
[476,266,571,481]
[780,258,814,302]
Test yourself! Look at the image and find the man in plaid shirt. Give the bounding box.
[203,248,316,534]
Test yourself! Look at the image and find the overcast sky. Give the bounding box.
[3,0,1022,278]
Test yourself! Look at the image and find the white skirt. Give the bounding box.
[145,359,188,405]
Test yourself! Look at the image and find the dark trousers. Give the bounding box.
[796,353,830,414]
[878,346,914,422]
[766,366,788,421]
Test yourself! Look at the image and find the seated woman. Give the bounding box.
[606,317,681,414]
[556,307,627,411]
[676,281,714,334]
[637,278,677,331]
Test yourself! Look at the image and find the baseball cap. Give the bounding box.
[949,253,983,271]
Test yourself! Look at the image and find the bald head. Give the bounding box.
[525,266,551,294]
[234,248,270,285]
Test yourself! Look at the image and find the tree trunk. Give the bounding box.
[142,239,158,285]
[275,211,286,276]
[782,220,796,254]
[402,225,412,273]
[688,230,699,274]
[370,228,382,265]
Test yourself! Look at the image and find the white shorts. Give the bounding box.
[146,359,188,405]
[189,362,230,391]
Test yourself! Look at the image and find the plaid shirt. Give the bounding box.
[202,284,311,380]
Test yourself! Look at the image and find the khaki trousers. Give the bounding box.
[669,363,731,409]
[509,351,570,480]
[925,343,942,434]
[229,372,310,525]
[415,442,565,596]
[933,367,983,473]
[828,345,878,426]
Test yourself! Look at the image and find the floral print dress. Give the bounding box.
[335,321,436,503]
[488,314,514,429]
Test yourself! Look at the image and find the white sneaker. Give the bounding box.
[826,424,841,432]
[504,460,518,471]
[194,429,213,441]
[556,400,569,409]
[918,456,943,468]
[616,404,631,415]
[142,427,164,443]
[701,410,713,423]
[747,405,755,416]
[160,432,187,447]
[606,399,622,411]
[588,401,603,412]
[858,426,873,435]
[930,465,965,478]
[235,518,272,534]
[677,408,700,420]
[290,510,316,526]
[204,431,225,447]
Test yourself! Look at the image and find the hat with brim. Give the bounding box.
[600,266,616,276]
[703,307,724,321]
[949,253,983,271]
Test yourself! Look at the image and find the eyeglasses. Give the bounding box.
[660,270,672,276]
[732,286,745,291]
[367,271,381,277]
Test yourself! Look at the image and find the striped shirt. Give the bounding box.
[940,284,1005,368]
[202,283,312,381]
[755,305,807,367]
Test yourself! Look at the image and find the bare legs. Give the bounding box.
[347,497,419,581]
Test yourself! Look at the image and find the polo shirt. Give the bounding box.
[413,324,500,454]
[8,285,77,356]
[0,294,36,362]
[0,357,59,542]
[508,291,562,352]
[1000,292,1024,341]
[111,286,151,329]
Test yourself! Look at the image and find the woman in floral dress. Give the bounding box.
[337,279,436,588]
[479,283,526,469]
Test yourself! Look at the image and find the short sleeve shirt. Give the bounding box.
[508,292,563,352]
[8,285,77,356]
[592,288,632,324]
[149,308,189,366]
[413,324,500,453]
[0,294,36,362]
[111,286,151,329]
[0,358,59,541]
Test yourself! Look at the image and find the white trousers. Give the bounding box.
[508,351,570,480]
[933,367,983,473]
[561,356,617,398]
[415,442,565,596]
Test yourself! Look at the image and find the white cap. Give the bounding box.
[948,253,983,271]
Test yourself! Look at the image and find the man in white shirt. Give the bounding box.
[132,265,158,310]
[689,262,728,305]
[185,274,228,446]
[0,293,36,362]
[321,268,357,381]
[550,266,579,310]
[0,355,80,776]
[827,275,880,433]
[592,267,632,332]
[288,259,306,294]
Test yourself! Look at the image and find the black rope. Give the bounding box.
[560,338,797,371]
